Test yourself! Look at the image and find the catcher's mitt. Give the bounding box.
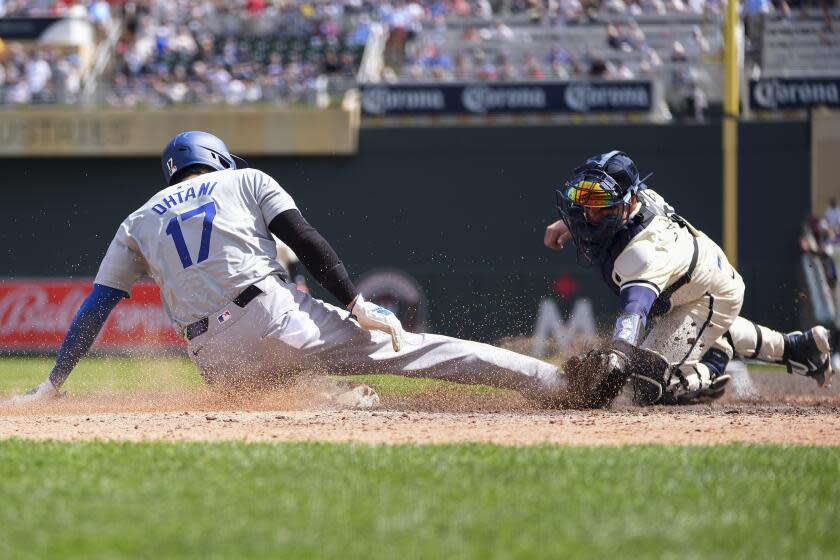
[562,349,629,409]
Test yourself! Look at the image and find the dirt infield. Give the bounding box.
[1,372,839,446]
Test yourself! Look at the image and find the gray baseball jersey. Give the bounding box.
[95,168,297,327]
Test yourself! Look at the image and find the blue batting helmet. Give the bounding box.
[161,131,237,185]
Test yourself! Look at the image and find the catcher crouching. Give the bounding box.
[546,151,833,408]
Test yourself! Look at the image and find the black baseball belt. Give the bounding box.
[184,284,264,341]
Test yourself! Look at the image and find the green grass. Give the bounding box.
[0,441,837,559]
[0,357,504,398]
[347,374,506,396]
[0,356,789,398]
[0,357,203,395]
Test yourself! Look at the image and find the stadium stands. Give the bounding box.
[0,1,837,114]
[389,11,721,119]
[757,10,840,77]
[102,0,371,107]
[0,1,115,105]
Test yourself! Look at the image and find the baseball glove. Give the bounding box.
[562,348,630,409]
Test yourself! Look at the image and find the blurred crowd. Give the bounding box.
[398,12,717,118]
[808,198,840,254]
[0,0,111,105]
[0,0,110,19]
[801,198,840,370]
[401,23,713,80]
[802,198,840,292]
[104,0,373,107]
[0,43,84,104]
[0,0,836,108]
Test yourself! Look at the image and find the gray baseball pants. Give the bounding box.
[186,275,562,399]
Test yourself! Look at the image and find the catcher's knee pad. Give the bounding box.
[627,347,670,406]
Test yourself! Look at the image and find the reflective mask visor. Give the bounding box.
[555,169,631,266]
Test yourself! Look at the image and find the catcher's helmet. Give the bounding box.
[161,131,238,185]
[556,150,648,265]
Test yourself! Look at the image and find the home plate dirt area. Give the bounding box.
[1,372,838,446]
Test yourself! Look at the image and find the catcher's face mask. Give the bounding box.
[556,168,633,266]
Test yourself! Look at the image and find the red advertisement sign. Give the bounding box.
[0,279,183,353]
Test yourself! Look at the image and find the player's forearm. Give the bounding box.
[612,285,658,347]
[49,284,127,387]
[269,210,358,306]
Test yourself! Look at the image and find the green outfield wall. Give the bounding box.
[0,122,809,341]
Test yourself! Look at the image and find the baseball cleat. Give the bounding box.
[783,326,834,388]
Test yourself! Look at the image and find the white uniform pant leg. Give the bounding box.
[262,288,563,398]
[320,330,563,396]
[724,316,786,362]
[186,279,562,399]
[642,271,745,385]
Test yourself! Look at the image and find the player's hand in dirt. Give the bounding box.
[349,294,405,352]
[5,379,63,405]
[544,220,571,251]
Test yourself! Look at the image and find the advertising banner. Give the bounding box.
[0,107,359,156]
[749,77,840,110]
[360,81,654,116]
[0,279,182,353]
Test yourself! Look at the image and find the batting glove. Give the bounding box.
[349,294,405,352]
[7,379,62,405]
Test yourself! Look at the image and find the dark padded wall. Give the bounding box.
[737,122,811,326]
[0,122,809,340]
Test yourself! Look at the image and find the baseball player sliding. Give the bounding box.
[14,131,563,405]
[546,150,833,407]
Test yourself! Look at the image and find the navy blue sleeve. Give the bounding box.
[618,284,658,325]
[612,284,658,348]
[269,209,358,306]
[49,284,128,387]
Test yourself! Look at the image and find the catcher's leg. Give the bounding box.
[724,317,834,387]
[636,285,744,404]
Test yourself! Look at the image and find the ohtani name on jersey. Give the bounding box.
[151,181,217,215]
